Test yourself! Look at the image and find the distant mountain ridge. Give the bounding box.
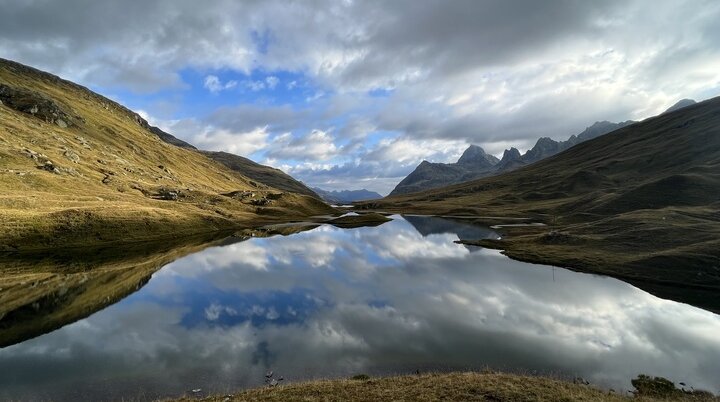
[312,187,383,204]
[390,120,634,196]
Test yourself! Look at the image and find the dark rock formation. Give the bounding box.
[0,83,75,128]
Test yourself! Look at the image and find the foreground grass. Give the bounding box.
[171,372,717,402]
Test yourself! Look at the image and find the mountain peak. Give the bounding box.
[534,137,559,148]
[501,147,522,161]
[457,145,498,166]
[663,99,697,114]
[576,120,634,142]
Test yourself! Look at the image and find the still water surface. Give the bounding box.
[1,215,719,400]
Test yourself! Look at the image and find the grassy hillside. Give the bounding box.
[201,150,320,198]
[360,96,720,311]
[139,120,321,199]
[171,372,717,402]
[0,58,333,250]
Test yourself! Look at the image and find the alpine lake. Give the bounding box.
[1,215,719,401]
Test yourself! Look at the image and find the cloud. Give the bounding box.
[244,80,266,91]
[3,0,720,190]
[203,75,238,93]
[265,76,279,89]
[266,130,340,161]
[207,104,310,134]
[153,117,270,156]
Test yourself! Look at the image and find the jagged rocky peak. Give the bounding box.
[500,147,521,162]
[533,137,560,150]
[523,137,562,163]
[457,145,499,166]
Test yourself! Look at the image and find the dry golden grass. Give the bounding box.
[170,372,718,402]
[0,58,334,250]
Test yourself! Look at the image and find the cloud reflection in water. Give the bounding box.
[1,216,719,401]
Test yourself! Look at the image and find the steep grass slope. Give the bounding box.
[362,96,720,311]
[141,127,320,199]
[0,58,332,250]
[201,150,320,198]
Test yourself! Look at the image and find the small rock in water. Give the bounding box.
[265,370,273,378]
[269,379,278,387]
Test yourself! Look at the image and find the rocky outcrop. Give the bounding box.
[456,145,499,167]
[0,83,77,128]
[495,147,522,171]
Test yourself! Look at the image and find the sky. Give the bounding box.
[1,0,719,194]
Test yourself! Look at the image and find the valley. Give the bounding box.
[1,29,719,401]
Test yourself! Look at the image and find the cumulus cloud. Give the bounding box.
[265,76,279,89]
[266,130,340,161]
[153,117,270,156]
[203,75,237,93]
[244,80,266,91]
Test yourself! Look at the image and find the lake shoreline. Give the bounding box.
[3,215,719,401]
[3,207,719,313]
[353,206,720,314]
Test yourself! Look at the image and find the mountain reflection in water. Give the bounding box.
[1,215,718,401]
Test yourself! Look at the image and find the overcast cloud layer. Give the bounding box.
[2,0,720,193]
